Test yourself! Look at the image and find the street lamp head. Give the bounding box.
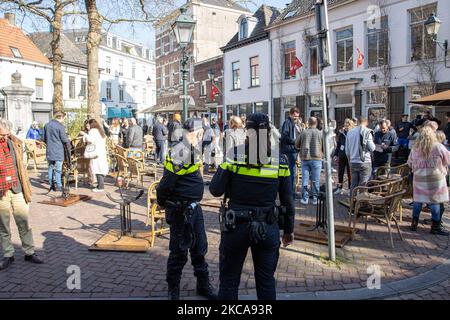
[424,12,441,39]
[171,7,196,49]
[146,76,151,85]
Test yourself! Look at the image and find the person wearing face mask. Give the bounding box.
[156,118,216,301]
[372,119,398,175]
[0,119,44,270]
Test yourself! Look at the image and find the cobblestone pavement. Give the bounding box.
[386,279,450,300]
[0,166,449,299]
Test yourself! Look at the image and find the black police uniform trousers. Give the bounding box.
[166,204,209,286]
[218,221,280,300]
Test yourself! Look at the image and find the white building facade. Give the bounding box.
[268,0,450,130]
[0,15,53,125]
[222,6,281,121]
[65,29,156,119]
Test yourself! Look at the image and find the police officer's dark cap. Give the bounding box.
[246,112,270,130]
[183,118,203,132]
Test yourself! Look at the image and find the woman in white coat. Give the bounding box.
[81,119,109,192]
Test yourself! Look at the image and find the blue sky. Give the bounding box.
[1,0,288,49]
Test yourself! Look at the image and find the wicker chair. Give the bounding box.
[127,157,157,187]
[24,139,47,173]
[114,153,129,186]
[346,178,406,248]
[144,135,155,160]
[146,180,170,247]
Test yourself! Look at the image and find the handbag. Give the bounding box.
[84,143,98,159]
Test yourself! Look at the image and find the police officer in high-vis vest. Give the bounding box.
[210,113,295,300]
[156,118,216,300]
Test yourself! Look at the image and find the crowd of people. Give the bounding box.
[0,108,449,301]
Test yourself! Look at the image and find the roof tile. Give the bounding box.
[0,19,50,65]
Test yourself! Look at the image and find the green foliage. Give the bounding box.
[66,108,88,139]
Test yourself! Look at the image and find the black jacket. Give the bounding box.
[209,154,295,234]
[445,122,450,142]
[280,117,298,154]
[334,129,349,158]
[156,142,203,206]
[373,130,398,167]
[152,122,168,141]
[395,121,412,139]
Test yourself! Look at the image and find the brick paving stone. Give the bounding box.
[0,169,449,299]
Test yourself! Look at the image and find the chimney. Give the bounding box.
[4,13,15,26]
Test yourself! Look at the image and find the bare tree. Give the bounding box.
[1,0,81,113]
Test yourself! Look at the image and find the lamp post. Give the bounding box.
[314,0,335,262]
[172,7,196,121]
[424,13,449,68]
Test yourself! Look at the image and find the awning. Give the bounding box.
[409,90,450,106]
[150,102,208,113]
[107,107,133,119]
[107,107,121,118]
[121,108,133,118]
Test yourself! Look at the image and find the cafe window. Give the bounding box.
[367,16,389,67]
[409,3,437,61]
[80,78,87,98]
[119,85,124,102]
[310,95,323,109]
[119,59,124,76]
[255,102,269,114]
[35,78,43,100]
[200,80,206,96]
[336,27,353,72]
[69,76,76,99]
[366,89,387,105]
[232,61,240,90]
[105,56,111,74]
[106,82,112,100]
[309,46,319,76]
[282,41,296,79]
[250,56,260,87]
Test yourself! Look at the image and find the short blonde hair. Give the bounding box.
[0,118,13,132]
[436,130,446,143]
[229,116,243,129]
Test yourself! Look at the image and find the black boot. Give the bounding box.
[0,257,14,270]
[430,220,449,236]
[168,283,180,300]
[411,217,419,231]
[24,254,44,264]
[196,277,217,300]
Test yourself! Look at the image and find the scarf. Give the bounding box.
[0,139,19,196]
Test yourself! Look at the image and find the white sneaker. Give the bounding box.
[334,187,342,195]
[92,188,104,193]
[312,198,318,205]
[300,198,309,205]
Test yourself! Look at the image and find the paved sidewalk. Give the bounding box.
[0,169,449,299]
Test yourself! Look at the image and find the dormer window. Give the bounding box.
[10,47,22,58]
[239,18,248,40]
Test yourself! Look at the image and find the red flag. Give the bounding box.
[289,57,303,76]
[356,48,364,68]
[210,83,219,101]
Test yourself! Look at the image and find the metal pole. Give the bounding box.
[315,0,335,261]
[182,49,189,121]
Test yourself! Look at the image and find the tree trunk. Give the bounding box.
[51,0,63,113]
[85,0,103,121]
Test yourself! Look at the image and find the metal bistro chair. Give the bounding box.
[146,180,169,247]
[347,179,406,248]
